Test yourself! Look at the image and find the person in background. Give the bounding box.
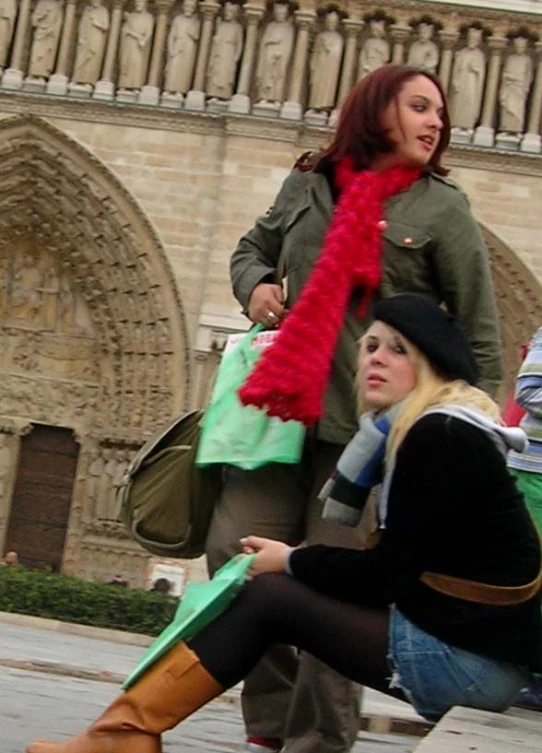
[25,295,539,753]
[1,550,18,567]
[150,577,172,594]
[107,574,128,587]
[502,342,529,427]
[208,63,503,753]
[508,326,542,711]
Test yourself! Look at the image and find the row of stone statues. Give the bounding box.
[0,0,538,137]
[450,27,533,136]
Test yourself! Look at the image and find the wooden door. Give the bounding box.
[5,424,79,572]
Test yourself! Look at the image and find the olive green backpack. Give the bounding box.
[117,410,223,559]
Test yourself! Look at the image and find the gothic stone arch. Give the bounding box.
[482,224,542,399]
[0,114,190,577]
[0,114,190,435]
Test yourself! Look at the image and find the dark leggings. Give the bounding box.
[189,573,395,697]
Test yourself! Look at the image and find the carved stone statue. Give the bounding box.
[27,0,63,80]
[357,18,389,80]
[86,449,105,517]
[95,447,116,519]
[41,265,60,329]
[71,0,110,86]
[205,0,243,101]
[10,253,42,321]
[163,0,200,96]
[118,0,154,91]
[58,275,75,331]
[407,21,439,74]
[450,26,486,131]
[307,10,343,112]
[498,35,533,135]
[0,0,17,70]
[255,0,294,104]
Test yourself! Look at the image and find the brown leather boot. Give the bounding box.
[26,642,223,753]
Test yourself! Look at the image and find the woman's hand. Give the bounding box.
[247,283,288,328]
[240,536,294,577]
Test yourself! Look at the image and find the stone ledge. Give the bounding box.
[0,609,153,647]
[1,93,542,174]
[412,705,541,752]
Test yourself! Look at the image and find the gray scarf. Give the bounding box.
[321,404,528,530]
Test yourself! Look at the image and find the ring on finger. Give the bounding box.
[267,311,277,321]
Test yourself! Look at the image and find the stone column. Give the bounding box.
[473,35,507,147]
[47,0,78,95]
[0,424,21,556]
[1,0,32,89]
[521,41,542,154]
[438,29,459,95]
[390,24,410,65]
[328,18,362,127]
[280,10,314,120]
[185,0,220,110]
[228,3,264,114]
[93,0,125,100]
[139,0,175,105]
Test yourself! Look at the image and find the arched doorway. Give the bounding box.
[0,115,190,577]
[5,424,78,572]
[482,224,542,399]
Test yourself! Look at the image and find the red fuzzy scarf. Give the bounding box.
[238,160,421,426]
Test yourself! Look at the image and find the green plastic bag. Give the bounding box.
[196,325,305,470]
[122,554,254,690]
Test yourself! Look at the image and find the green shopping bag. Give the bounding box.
[122,554,254,690]
[196,325,305,470]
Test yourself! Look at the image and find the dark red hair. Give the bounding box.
[320,64,451,175]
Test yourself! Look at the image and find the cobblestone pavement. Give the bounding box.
[0,618,425,753]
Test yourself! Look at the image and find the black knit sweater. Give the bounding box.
[289,413,542,667]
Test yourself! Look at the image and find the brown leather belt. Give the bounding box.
[420,571,542,606]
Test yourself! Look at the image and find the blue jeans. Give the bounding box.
[388,607,529,722]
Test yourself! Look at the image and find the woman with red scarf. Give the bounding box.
[205,64,503,753]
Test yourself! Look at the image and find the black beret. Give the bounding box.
[371,294,479,385]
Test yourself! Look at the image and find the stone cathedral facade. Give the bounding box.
[0,0,541,586]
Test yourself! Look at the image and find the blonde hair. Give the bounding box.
[387,344,501,461]
[357,331,501,462]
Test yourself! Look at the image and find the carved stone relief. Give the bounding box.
[27,0,63,81]
[450,26,486,132]
[307,10,344,112]
[498,35,534,135]
[357,18,390,81]
[118,0,155,92]
[206,0,243,101]
[407,20,440,74]
[255,1,294,104]
[71,0,110,88]
[0,0,16,70]
[164,0,201,98]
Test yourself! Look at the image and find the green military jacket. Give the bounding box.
[230,167,503,445]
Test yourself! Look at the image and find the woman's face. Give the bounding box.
[358,322,417,410]
[376,75,444,171]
